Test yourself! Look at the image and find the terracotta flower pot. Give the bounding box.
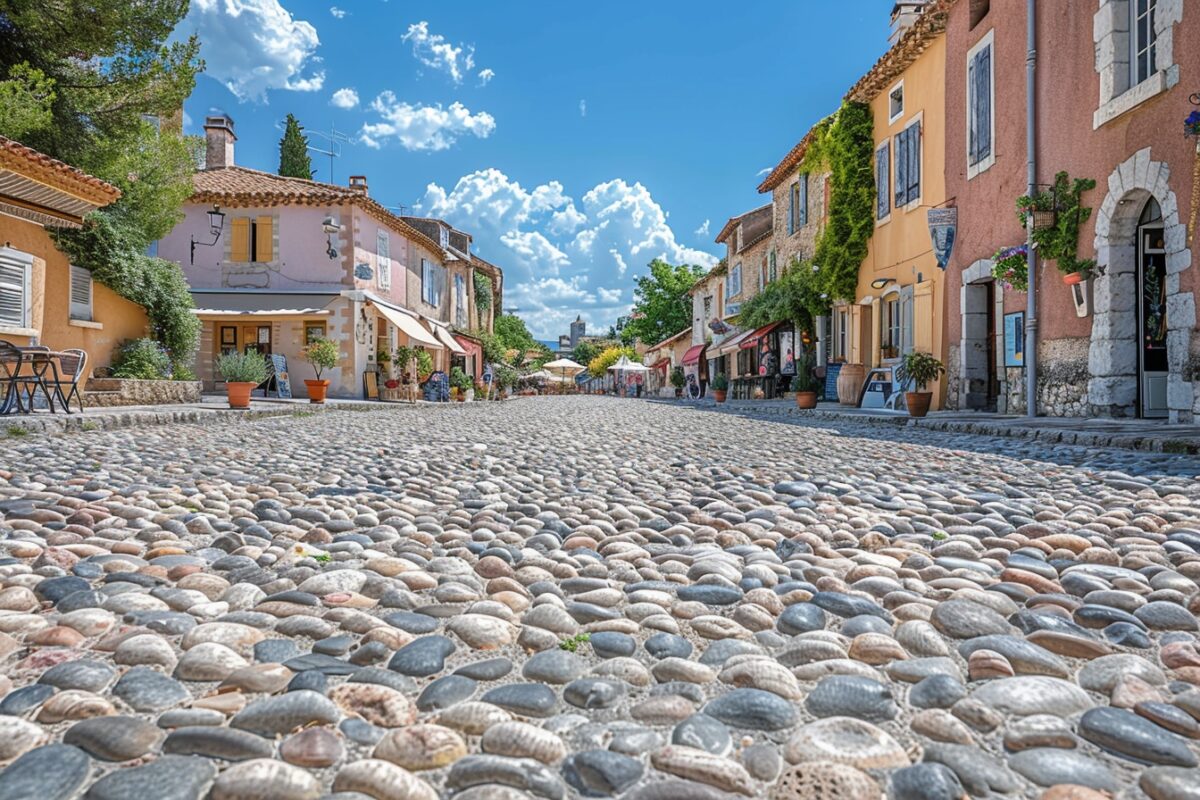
[226,381,256,409]
[1062,272,1084,286]
[905,391,933,418]
[714,389,727,403]
[795,391,817,409]
[304,379,330,404]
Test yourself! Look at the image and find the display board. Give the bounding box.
[363,370,379,400]
[824,362,843,400]
[264,354,291,399]
[1004,312,1025,368]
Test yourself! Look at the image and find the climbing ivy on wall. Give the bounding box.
[804,101,876,304]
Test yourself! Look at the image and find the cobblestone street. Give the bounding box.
[1,396,1200,799]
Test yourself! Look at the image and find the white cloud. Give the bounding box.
[330,87,359,108]
[359,92,495,151]
[329,6,345,18]
[417,169,717,339]
[579,99,587,117]
[756,166,771,177]
[185,0,325,103]
[402,21,483,85]
[477,68,495,86]
[694,219,710,236]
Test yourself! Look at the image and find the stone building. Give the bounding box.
[756,126,829,276]
[943,0,1198,420]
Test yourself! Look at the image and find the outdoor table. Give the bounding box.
[0,346,69,415]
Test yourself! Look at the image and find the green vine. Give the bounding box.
[805,101,876,303]
[1018,171,1097,276]
[52,213,200,369]
[737,257,826,338]
[473,272,493,326]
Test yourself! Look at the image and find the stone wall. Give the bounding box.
[84,378,203,408]
[1003,338,1091,417]
[945,343,962,410]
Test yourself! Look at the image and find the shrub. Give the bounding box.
[670,366,685,389]
[897,351,945,391]
[172,365,197,382]
[415,350,434,380]
[711,374,729,391]
[449,366,471,391]
[110,338,171,380]
[790,352,818,393]
[217,351,268,384]
[303,338,340,380]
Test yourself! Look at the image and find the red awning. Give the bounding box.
[740,322,781,349]
[682,344,707,365]
[651,359,670,373]
[453,334,482,357]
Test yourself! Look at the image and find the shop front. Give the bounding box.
[681,343,708,397]
[731,322,793,400]
[453,333,483,383]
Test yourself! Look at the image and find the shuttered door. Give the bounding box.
[900,284,915,356]
[255,216,274,262]
[70,264,93,321]
[913,280,934,354]
[0,248,31,328]
[230,218,250,262]
[848,305,862,364]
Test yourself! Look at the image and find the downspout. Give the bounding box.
[1024,0,1038,416]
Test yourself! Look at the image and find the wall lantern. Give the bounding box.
[870,277,895,290]
[323,216,343,260]
[190,204,225,264]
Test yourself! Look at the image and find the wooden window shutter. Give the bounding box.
[894,134,907,208]
[787,187,794,235]
[70,265,93,321]
[0,248,31,328]
[255,216,273,262]
[977,46,991,162]
[799,174,808,226]
[230,218,250,262]
[876,146,890,219]
[914,280,934,353]
[908,124,921,202]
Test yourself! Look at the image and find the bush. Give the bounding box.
[670,366,685,389]
[449,366,471,391]
[790,352,818,393]
[415,350,434,379]
[303,338,339,379]
[217,351,268,384]
[897,351,945,391]
[110,338,171,380]
[711,374,729,391]
[172,365,197,382]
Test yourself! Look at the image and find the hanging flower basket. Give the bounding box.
[1029,210,1057,231]
[991,245,1029,293]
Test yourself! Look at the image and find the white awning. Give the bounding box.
[192,308,331,319]
[433,324,466,354]
[372,302,442,348]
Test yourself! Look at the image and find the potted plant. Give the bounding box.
[991,245,1029,292]
[217,351,268,409]
[712,373,729,403]
[301,338,339,404]
[1017,188,1057,232]
[897,350,945,418]
[376,348,392,372]
[791,353,818,409]
[449,366,471,402]
[670,366,685,398]
[1020,171,1097,286]
[415,349,434,383]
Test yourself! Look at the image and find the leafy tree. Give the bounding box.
[278,113,314,180]
[473,272,493,326]
[736,257,827,341]
[494,313,538,355]
[588,345,640,378]
[622,258,708,346]
[571,340,604,367]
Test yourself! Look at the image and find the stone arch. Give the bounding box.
[1089,147,1194,420]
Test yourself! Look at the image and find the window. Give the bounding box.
[969,0,990,29]
[787,185,796,235]
[798,174,808,228]
[304,323,326,344]
[454,273,467,327]
[376,230,391,291]
[702,296,712,326]
[230,217,274,262]
[875,143,891,220]
[768,250,777,283]
[882,296,902,356]
[69,265,93,321]
[439,226,449,249]
[421,259,443,306]
[967,31,995,177]
[1130,0,1157,87]
[726,263,742,299]
[888,81,905,124]
[835,309,849,361]
[0,248,31,329]
[893,120,921,208]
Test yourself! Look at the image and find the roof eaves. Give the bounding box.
[845,0,953,103]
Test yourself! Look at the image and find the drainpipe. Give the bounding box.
[1024,0,1039,417]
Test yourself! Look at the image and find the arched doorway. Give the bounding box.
[1136,198,1167,418]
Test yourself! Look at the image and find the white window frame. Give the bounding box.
[1093,0,1179,129]
[833,307,849,361]
[0,247,32,330]
[895,114,923,212]
[69,264,93,322]
[1129,0,1157,88]
[726,263,742,300]
[887,79,905,125]
[439,226,449,250]
[376,230,391,291]
[966,29,996,179]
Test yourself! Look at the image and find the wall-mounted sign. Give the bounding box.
[1004,311,1025,368]
[354,263,374,280]
[267,354,292,399]
[725,302,742,316]
[928,208,957,270]
[709,319,731,334]
[779,330,796,375]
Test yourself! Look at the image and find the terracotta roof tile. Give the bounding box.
[756,124,824,194]
[0,135,120,206]
[715,204,772,245]
[845,0,952,103]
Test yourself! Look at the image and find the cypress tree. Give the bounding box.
[278,114,314,179]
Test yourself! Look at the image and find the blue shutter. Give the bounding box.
[876,145,889,219]
[908,123,921,203]
[968,56,979,166]
[894,134,907,208]
[799,174,808,226]
[787,187,795,235]
[978,46,991,163]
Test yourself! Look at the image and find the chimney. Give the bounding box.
[349,175,368,195]
[889,0,928,45]
[203,114,236,170]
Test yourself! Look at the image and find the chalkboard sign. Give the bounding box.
[423,371,449,402]
[824,362,843,401]
[267,354,292,399]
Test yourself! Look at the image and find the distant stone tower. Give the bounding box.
[569,315,586,348]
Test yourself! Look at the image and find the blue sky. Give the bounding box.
[178,0,895,339]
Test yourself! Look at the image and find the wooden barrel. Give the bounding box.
[837,363,865,406]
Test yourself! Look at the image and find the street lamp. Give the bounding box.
[190,205,225,264]
[322,216,342,260]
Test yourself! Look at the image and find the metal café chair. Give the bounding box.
[0,340,25,414]
[50,348,87,413]
[14,344,59,413]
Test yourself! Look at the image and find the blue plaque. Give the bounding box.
[1004,312,1025,368]
[354,262,373,280]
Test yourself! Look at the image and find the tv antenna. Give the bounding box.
[306,123,352,183]
[382,203,410,217]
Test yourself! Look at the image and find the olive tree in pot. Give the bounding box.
[670,366,685,398]
[711,373,729,403]
[791,352,818,409]
[217,351,268,409]
[302,338,339,404]
[897,350,945,418]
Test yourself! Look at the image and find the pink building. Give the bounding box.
[157,116,501,398]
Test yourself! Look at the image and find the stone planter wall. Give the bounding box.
[84,378,203,408]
